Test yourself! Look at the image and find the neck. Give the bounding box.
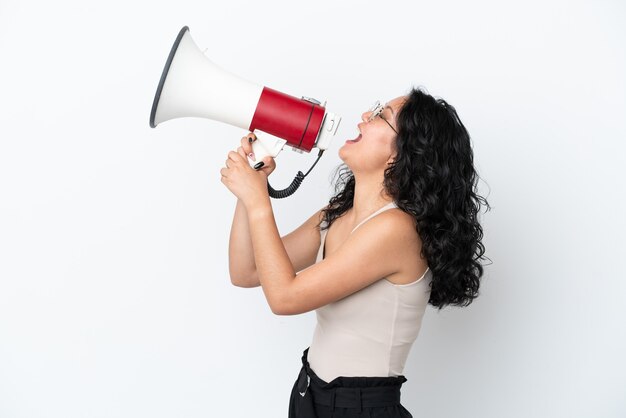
[349,170,394,225]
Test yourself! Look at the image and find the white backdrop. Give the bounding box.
[1,1,624,417]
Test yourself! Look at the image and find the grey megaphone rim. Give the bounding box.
[149,26,190,128]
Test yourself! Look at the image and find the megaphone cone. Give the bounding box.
[150,26,263,130]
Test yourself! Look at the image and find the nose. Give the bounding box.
[361,110,371,122]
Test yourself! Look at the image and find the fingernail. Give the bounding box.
[253,161,265,170]
[248,152,255,162]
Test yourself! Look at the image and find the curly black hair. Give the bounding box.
[318,86,491,310]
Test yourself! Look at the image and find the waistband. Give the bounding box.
[297,347,407,410]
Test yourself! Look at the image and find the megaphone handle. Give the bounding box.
[248,133,288,167]
[249,135,274,168]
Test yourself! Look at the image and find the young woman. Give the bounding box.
[221,87,490,418]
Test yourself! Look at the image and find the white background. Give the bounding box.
[1,1,625,417]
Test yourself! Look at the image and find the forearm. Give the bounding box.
[247,197,296,314]
[228,199,257,284]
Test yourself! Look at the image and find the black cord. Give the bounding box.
[267,149,325,199]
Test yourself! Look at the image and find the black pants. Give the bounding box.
[288,347,413,418]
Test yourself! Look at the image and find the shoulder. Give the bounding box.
[358,208,421,250]
[386,207,416,225]
[373,208,417,235]
[345,208,419,258]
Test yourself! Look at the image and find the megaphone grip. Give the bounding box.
[248,134,287,167]
[249,138,272,167]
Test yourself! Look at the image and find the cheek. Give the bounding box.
[365,142,395,165]
[376,135,396,154]
[387,140,398,157]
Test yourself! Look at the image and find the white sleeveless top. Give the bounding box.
[307,201,432,383]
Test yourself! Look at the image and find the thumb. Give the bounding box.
[262,155,276,167]
[255,157,275,175]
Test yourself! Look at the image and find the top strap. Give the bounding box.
[350,201,398,234]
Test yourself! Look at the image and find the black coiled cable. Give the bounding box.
[267,149,325,199]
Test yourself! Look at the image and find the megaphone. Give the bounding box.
[149,26,342,198]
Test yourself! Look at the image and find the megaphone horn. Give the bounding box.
[149,26,342,198]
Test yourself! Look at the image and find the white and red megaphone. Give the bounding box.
[149,26,341,198]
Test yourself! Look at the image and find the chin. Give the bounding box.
[337,145,349,163]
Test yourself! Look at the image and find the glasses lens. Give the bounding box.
[368,101,382,122]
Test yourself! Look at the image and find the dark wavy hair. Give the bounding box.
[318,87,491,310]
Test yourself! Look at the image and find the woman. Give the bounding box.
[221,87,490,417]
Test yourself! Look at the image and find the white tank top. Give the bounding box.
[307,201,432,383]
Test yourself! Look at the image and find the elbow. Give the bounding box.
[231,280,247,288]
[230,275,251,288]
[270,280,299,315]
[271,304,289,316]
[271,297,295,316]
[229,272,242,287]
[231,278,256,288]
[270,296,285,315]
[229,269,258,288]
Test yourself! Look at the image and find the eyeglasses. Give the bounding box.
[367,100,398,134]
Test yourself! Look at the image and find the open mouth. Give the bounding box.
[346,133,362,144]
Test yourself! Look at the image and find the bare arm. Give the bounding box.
[227,132,325,288]
[229,203,325,288]
[228,198,257,286]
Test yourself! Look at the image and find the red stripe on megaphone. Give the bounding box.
[249,87,325,152]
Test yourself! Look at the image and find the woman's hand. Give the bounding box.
[240,132,276,177]
[220,132,276,209]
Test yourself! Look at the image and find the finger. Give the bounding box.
[240,137,251,154]
[228,150,242,161]
[256,157,273,172]
[240,144,255,162]
[242,134,256,154]
[242,133,255,144]
[262,156,276,167]
[237,137,255,161]
[232,150,250,165]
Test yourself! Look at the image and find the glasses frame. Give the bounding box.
[368,100,398,134]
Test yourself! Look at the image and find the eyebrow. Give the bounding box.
[384,104,394,116]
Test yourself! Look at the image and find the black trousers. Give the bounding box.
[288,347,413,418]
